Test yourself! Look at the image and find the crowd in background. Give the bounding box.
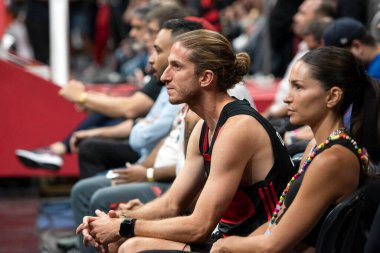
[2,0,374,83]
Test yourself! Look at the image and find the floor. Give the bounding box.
[0,177,77,253]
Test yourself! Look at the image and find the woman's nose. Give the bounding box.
[283,92,292,104]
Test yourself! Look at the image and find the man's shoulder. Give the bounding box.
[139,76,162,100]
[221,115,263,139]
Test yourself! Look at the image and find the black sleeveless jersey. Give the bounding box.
[199,99,296,237]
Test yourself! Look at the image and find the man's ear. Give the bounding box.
[326,86,343,108]
[199,70,214,88]
[351,39,364,55]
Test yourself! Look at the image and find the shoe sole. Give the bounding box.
[17,156,60,171]
[15,150,62,171]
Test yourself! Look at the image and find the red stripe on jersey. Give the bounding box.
[258,188,272,220]
[264,187,275,213]
[220,190,255,224]
[269,181,278,204]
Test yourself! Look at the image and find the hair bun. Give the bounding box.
[234,53,250,76]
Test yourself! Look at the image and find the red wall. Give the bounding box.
[246,79,279,113]
[0,59,85,177]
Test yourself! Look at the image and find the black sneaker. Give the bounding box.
[15,148,63,171]
[57,235,79,251]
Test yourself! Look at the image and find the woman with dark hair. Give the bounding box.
[210,46,380,252]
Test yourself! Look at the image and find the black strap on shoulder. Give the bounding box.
[199,122,209,155]
[322,138,367,186]
[199,99,283,158]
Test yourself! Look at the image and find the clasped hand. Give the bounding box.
[76,209,123,252]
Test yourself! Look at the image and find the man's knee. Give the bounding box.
[89,188,111,213]
[71,179,92,224]
[78,138,102,157]
[71,179,88,206]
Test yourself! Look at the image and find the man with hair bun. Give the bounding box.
[82,29,295,253]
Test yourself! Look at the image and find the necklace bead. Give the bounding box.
[266,130,368,232]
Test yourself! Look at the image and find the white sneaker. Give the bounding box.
[15,148,63,171]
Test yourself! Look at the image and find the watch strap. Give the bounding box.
[146,167,154,182]
[119,218,136,237]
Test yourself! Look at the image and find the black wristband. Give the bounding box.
[119,218,136,237]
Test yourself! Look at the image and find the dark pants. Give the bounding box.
[78,137,140,179]
[61,112,124,153]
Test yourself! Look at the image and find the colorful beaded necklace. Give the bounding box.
[265,129,368,233]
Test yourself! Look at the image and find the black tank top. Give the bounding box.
[282,138,367,247]
[199,99,296,237]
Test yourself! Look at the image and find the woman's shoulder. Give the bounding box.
[313,144,360,171]
[308,144,361,193]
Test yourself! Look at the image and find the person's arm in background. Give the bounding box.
[111,138,177,184]
[283,125,313,146]
[59,77,160,118]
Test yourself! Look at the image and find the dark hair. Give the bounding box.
[302,17,333,42]
[146,4,191,29]
[161,19,204,38]
[315,1,336,19]
[175,29,250,91]
[301,46,380,162]
[133,5,154,20]
[359,33,377,47]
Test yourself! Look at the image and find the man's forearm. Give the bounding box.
[148,166,176,182]
[83,94,135,118]
[84,92,153,119]
[122,195,180,220]
[132,214,215,243]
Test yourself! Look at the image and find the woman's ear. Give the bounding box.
[199,70,214,88]
[326,86,343,108]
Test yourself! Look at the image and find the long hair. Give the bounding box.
[301,46,380,162]
[175,29,250,91]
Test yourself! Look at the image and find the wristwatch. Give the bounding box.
[119,218,136,237]
[146,167,155,182]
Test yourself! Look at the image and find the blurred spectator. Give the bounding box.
[323,17,380,80]
[336,0,368,25]
[223,0,270,74]
[187,0,234,32]
[2,1,33,59]
[114,4,153,83]
[268,0,303,77]
[24,0,95,65]
[108,0,130,49]
[262,0,335,121]
[302,16,333,50]
[25,0,49,64]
